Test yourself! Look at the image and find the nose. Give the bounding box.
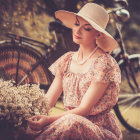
[75,26,82,34]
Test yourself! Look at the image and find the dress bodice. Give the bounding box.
[49,51,121,115]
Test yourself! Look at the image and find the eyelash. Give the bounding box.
[74,23,92,31]
[84,28,92,31]
[74,23,79,26]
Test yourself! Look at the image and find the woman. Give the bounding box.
[28,3,122,140]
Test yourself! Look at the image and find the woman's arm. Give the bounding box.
[28,79,110,132]
[47,80,109,122]
[28,80,109,131]
[46,73,63,108]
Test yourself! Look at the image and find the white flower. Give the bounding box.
[0,78,50,129]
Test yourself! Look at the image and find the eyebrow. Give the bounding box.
[84,24,92,27]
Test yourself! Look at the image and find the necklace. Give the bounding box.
[76,47,98,65]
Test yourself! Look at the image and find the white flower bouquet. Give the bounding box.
[0,79,50,131]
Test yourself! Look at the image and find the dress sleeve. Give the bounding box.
[92,54,121,84]
[48,52,72,76]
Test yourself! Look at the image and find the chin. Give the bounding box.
[73,38,81,45]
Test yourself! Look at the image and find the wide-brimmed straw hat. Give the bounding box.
[55,3,118,52]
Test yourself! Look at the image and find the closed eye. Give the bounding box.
[74,22,80,26]
[84,28,92,31]
[84,24,92,31]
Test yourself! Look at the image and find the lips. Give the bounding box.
[74,35,82,39]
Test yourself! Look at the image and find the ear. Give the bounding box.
[96,33,100,39]
[97,32,104,38]
[96,33,107,48]
[96,31,101,38]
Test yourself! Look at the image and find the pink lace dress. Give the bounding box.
[36,51,123,140]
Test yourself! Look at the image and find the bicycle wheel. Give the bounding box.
[0,40,52,90]
[114,54,140,132]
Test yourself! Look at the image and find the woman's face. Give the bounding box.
[72,16,98,46]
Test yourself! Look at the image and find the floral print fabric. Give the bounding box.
[36,51,122,140]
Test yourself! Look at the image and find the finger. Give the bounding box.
[29,121,42,131]
[27,119,39,126]
[29,125,41,131]
[27,116,41,123]
[27,121,34,126]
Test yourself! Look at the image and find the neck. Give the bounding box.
[78,44,97,59]
[76,45,98,65]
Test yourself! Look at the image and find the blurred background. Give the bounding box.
[0,0,140,139]
[0,0,140,54]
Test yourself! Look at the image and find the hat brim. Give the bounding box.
[55,10,118,52]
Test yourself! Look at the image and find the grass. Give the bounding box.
[49,100,140,140]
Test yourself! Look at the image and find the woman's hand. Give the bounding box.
[27,115,50,131]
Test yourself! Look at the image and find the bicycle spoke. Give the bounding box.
[18,74,29,85]
[119,93,140,98]
[118,94,140,105]
[124,67,136,92]
[121,99,140,115]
